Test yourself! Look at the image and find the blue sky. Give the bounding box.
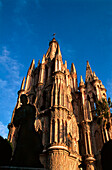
[0,0,112,138]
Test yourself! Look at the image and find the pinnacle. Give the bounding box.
[71,63,76,74]
[20,77,25,90]
[86,61,92,72]
[65,60,67,68]
[38,59,40,66]
[79,75,85,86]
[93,71,98,80]
[30,59,35,69]
[80,75,84,83]
[42,54,45,64]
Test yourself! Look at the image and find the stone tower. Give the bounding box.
[8,38,112,170]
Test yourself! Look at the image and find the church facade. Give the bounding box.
[8,38,112,169]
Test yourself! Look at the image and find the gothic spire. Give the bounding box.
[85,61,93,82]
[45,37,62,61]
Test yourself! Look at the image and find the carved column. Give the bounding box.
[87,131,92,155]
[84,130,88,154]
[82,122,96,170]
[85,156,96,170]
[90,98,96,117]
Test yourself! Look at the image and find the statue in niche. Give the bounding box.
[11,94,43,168]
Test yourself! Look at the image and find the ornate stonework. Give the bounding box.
[8,37,112,169]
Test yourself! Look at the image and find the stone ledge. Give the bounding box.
[0,166,46,170]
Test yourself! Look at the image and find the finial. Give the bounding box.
[53,33,56,38]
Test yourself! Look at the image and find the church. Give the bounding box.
[8,37,112,169]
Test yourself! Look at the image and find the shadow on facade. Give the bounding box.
[0,136,12,166]
[101,140,112,170]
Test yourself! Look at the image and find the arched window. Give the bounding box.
[51,59,55,74]
[92,93,97,115]
[65,121,67,143]
[87,95,92,120]
[58,89,60,106]
[61,91,64,106]
[48,90,51,107]
[62,120,64,143]
[52,119,55,143]
[53,86,55,106]
[45,66,48,82]
[57,60,59,70]
[57,119,60,143]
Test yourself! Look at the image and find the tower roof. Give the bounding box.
[45,37,62,61]
[49,37,58,46]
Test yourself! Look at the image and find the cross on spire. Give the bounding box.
[53,33,56,38]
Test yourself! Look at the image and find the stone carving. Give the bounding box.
[11,94,43,168]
